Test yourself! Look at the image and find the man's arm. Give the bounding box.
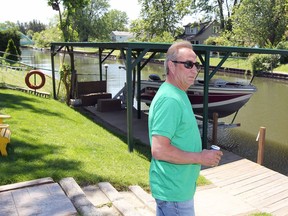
[151,135,222,167]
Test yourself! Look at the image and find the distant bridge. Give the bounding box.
[0,27,34,46]
[19,32,34,46]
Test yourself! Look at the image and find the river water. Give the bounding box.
[21,48,288,176]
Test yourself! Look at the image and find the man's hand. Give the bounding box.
[199,149,223,167]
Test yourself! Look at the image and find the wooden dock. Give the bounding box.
[85,106,288,216]
[201,150,288,216]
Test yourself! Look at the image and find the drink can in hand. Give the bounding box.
[210,145,220,151]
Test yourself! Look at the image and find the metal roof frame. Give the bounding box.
[50,42,288,151]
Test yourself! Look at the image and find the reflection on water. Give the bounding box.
[219,77,288,175]
[21,48,288,176]
[216,128,288,174]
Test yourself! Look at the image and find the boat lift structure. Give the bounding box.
[50,42,288,151]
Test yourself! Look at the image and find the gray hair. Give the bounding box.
[164,40,193,74]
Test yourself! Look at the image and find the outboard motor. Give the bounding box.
[148,74,161,81]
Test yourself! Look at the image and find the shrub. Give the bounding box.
[3,39,19,64]
[276,41,288,64]
[248,54,280,74]
[0,29,21,57]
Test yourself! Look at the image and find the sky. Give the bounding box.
[0,0,141,24]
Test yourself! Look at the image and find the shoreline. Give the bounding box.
[21,46,288,81]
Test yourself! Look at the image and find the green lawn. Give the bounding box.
[0,88,151,190]
[0,87,209,191]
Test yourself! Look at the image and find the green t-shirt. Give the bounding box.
[149,82,202,202]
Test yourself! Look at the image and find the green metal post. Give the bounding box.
[202,51,210,149]
[126,48,134,152]
[208,52,231,79]
[137,51,141,119]
[50,45,57,100]
[69,46,76,99]
[99,48,103,81]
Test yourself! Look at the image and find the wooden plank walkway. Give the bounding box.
[201,150,288,216]
[84,106,288,215]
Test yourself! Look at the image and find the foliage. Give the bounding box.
[130,19,146,41]
[133,0,240,42]
[248,54,280,74]
[96,9,129,41]
[17,20,46,35]
[276,41,288,64]
[47,0,90,42]
[72,0,109,42]
[105,10,129,31]
[204,36,231,46]
[3,39,19,64]
[33,26,63,47]
[205,31,251,57]
[249,213,272,216]
[135,0,192,41]
[190,0,242,31]
[149,31,175,43]
[46,0,129,42]
[231,0,288,48]
[0,28,21,56]
[0,21,18,30]
[58,63,71,104]
[210,30,245,47]
[26,30,34,39]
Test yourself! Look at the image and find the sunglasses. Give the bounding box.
[172,60,201,70]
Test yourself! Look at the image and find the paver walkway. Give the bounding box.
[0,178,77,216]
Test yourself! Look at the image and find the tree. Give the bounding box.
[46,0,129,42]
[136,0,192,41]
[33,26,63,48]
[72,0,109,41]
[95,9,129,41]
[47,0,90,42]
[3,39,19,64]
[0,28,21,57]
[130,18,182,42]
[231,0,288,47]
[17,20,46,35]
[130,19,147,41]
[189,0,242,31]
[0,21,18,30]
[104,9,128,32]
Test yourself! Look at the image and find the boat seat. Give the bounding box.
[97,98,122,112]
[76,81,112,106]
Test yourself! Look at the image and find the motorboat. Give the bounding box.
[138,74,257,119]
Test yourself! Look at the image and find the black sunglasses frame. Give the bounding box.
[172,60,201,70]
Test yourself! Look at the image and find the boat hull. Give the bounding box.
[139,79,257,119]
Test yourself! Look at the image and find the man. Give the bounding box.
[149,40,223,216]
